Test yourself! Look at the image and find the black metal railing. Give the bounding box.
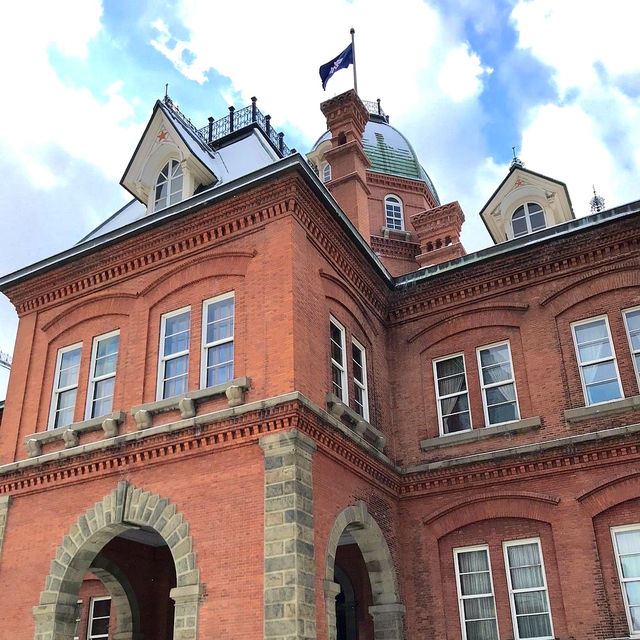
[362,99,386,118]
[162,95,292,157]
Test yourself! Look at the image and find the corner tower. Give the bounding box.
[309,90,464,275]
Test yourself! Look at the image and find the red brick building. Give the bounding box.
[0,89,639,640]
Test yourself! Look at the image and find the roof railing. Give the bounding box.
[162,94,292,158]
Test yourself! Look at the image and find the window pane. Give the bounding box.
[514,591,548,615]
[621,555,640,579]
[458,550,489,573]
[460,572,492,596]
[616,530,640,555]
[92,599,110,617]
[488,402,518,424]
[630,605,640,632]
[165,312,190,336]
[516,613,552,639]
[627,310,640,349]
[465,619,498,640]
[485,383,516,405]
[625,581,640,605]
[463,595,496,619]
[585,379,622,404]
[165,328,189,355]
[164,375,187,398]
[582,361,618,384]
[57,389,76,411]
[442,411,471,434]
[93,378,114,402]
[513,216,528,237]
[480,344,509,367]
[165,355,188,378]
[91,618,109,635]
[94,352,118,377]
[436,356,464,378]
[578,338,612,362]
[529,210,546,232]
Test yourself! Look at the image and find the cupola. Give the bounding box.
[479,165,575,244]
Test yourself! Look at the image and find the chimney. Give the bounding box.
[411,201,466,266]
[320,90,372,242]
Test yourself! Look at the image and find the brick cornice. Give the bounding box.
[389,225,640,323]
[5,177,299,315]
[366,171,438,207]
[370,235,421,262]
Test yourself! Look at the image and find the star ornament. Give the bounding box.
[157,129,169,142]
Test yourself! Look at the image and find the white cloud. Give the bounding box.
[438,44,492,102]
[0,0,143,187]
[512,0,640,214]
[512,0,640,94]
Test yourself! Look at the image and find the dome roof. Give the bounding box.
[312,117,440,205]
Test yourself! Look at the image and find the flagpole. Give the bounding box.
[350,27,358,95]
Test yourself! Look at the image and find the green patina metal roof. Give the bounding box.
[312,118,440,205]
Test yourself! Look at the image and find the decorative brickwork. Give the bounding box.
[260,430,316,640]
[32,482,202,640]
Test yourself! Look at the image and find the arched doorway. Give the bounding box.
[324,501,405,640]
[33,481,203,640]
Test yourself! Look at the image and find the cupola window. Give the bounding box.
[322,162,331,183]
[385,195,404,230]
[154,160,183,211]
[511,202,546,238]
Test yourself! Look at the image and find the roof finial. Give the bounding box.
[510,146,524,169]
[590,185,605,214]
[165,83,169,99]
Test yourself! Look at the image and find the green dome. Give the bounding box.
[312,117,440,205]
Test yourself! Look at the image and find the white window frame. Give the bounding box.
[571,315,622,406]
[322,162,331,183]
[611,523,640,637]
[503,538,554,640]
[453,544,500,640]
[330,316,348,404]
[476,340,520,426]
[87,596,111,640]
[433,352,473,436]
[384,195,404,231]
[623,306,640,391]
[200,292,235,389]
[157,306,191,401]
[85,330,119,420]
[511,202,547,238]
[351,337,369,421]
[48,342,83,430]
[154,159,183,211]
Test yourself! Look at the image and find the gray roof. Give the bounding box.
[312,118,440,204]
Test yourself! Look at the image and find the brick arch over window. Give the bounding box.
[540,265,640,315]
[324,501,404,640]
[578,472,640,517]
[423,491,560,539]
[32,481,203,640]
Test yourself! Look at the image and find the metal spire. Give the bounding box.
[510,146,524,169]
[590,185,605,213]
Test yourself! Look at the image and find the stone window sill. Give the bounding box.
[131,376,251,429]
[25,411,126,457]
[326,393,386,451]
[420,416,542,451]
[564,394,640,424]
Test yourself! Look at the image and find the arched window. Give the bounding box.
[322,163,332,183]
[511,202,546,238]
[384,195,404,230]
[154,160,183,211]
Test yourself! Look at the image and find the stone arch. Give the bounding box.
[90,555,141,640]
[33,481,203,640]
[324,501,404,640]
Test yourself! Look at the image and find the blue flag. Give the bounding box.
[319,43,354,90]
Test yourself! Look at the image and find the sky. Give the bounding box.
[0,0,639,398]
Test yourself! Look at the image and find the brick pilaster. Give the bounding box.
[259,430,316,640]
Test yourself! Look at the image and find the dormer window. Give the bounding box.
[322,162,331,183]
[512,202,546,238]
[385,195,404,230]
[154,160,183,211]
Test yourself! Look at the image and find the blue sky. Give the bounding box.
[0,0,639,397]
